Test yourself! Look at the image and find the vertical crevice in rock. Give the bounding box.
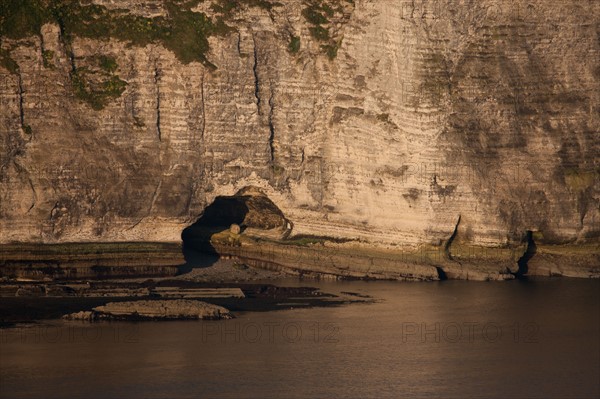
[200,70,206,140]
[515,230,536,278]
[62,28,78,109]
[54,15,71,66]
[26,175,37,212]
[268,92,275,163]
[67,47,75,73]
[17,73,25,132]
[444,215,461,261]
[39,32,45,58]
[57,16,76,75]
[154,66,162,142]
[16,67,32,139]
[252,37,261,113]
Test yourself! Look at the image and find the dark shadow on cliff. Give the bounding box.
[515,230,537,280]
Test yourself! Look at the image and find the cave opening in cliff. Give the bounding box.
[189,196,252,230]
[180,187,289,268]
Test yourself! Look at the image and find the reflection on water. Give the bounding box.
[1,279,599,398]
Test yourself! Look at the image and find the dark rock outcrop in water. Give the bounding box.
[63,299,233,321]
[0,1,598,273]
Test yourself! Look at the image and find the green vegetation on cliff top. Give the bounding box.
[0,0,262,106]
[0,0,353,108]
[288,35,301,53]
[1,0,352,64]
[0,0,218,65]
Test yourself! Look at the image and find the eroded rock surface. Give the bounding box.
[1,1,598,269]
[63,299,233,320]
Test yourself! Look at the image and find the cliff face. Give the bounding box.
[1,0,599,255]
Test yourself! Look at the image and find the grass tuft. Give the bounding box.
[301,0,353,59]
[288,35,300,53]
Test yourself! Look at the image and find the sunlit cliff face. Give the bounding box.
[1,1,598,254]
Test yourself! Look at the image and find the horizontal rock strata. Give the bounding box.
[1,1,598,273]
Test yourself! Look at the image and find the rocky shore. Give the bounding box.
[194,230,600,282]
[1,236,598,288]
[0,186,597,327]
[0,267,365,327]
[0,242,184,280]
[179,189,600,282]
[63,299,233,321]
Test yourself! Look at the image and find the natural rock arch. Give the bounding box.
[181,186,291,265]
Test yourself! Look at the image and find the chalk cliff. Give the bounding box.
[1,0,598,269]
